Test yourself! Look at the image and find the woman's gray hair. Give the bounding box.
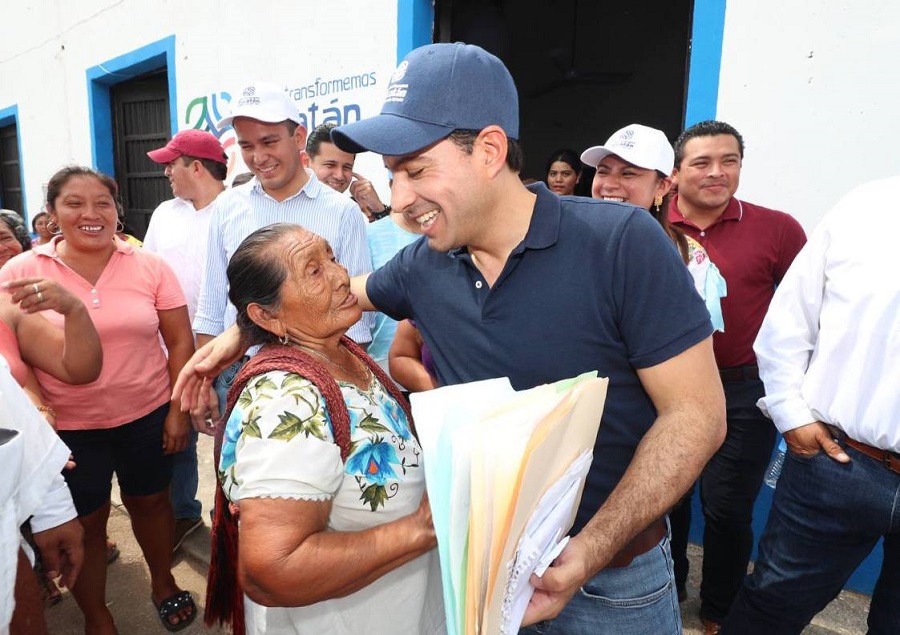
[227,223,304,347]
[0,209,31,252]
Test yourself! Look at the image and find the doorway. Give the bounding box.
[0,121,23,214]
[110,71,171,239]
[434,0,692,190]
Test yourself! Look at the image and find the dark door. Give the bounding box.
[111,71,171,240]
[0,123,24,213]
[433,0,692,189]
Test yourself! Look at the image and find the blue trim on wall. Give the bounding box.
[684,0,727,125]
[86,35,177,176]
[396,0,433,63]
[0,104,27,217]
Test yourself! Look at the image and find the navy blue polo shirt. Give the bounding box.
[368,183,713,533]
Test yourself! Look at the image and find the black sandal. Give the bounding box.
[153,590,196,632]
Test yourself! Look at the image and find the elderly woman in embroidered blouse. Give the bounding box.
[0,166,197,634]
[211,222,443,635]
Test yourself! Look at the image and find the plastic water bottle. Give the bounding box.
[764,438,787,488]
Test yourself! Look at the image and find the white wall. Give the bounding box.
[716,1,900,232]
[0,0,400,221]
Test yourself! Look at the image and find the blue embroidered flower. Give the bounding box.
[219,407,245,472]
[346,439,400,486]
[378,391,412,440]
[347,407,363,436]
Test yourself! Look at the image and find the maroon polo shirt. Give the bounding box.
[669,194,807,368]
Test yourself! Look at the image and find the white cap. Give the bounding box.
[217,82,303,128]
[580,124,674,175]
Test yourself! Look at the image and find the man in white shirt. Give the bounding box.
[192,82,373,415]
[721,177,900,634]
[1,360,82,634]
[145,129,228,550]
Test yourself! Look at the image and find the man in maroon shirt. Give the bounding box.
[666,121,807,634]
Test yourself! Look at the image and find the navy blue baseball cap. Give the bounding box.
[331,42,519,156]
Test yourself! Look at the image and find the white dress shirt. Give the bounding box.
[754,176,900,452]
[143,196,216,324]
[193,170,373,343]
[0,357,76,631]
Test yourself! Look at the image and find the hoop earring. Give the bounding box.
[653,194,664,214]
[115,219,125,233]
[47,219,61,235]
[280,332,289,346]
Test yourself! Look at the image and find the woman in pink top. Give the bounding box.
[1,166,197,633]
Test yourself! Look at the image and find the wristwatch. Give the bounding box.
[371,205,392,221]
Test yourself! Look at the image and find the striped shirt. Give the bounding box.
[193,170,374,343]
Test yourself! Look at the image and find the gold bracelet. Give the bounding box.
[36,404,56,418]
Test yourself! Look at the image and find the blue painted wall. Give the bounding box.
[396,0,433,63]
[86,35,177,177]
[0,104,28,217]
[684,0,726,125]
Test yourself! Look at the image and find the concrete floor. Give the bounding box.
[43,434,870,634]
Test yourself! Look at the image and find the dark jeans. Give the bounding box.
[696,378,776,622]
[722,443,900,634]
[669,485,694,596]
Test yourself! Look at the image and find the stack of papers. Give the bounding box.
[411,372,608,635]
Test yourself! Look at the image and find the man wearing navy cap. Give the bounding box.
[333,43,726,633]
[178,43,726,633]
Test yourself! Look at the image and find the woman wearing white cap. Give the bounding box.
[581,124,726,332]
[582,124,726,603]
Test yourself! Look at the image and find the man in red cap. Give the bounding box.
[145,128,228,551]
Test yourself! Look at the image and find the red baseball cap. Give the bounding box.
[147,129,227,165]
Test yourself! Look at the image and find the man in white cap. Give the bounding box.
[193,82,373,413]
[145,129,229,551]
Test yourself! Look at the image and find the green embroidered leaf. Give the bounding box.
[357,413,391,436]
[360,483,388,511]
[251,376,278,393]
[280,373,308,391]
[244,412,262,439]
[237,389,253,410]
[348,439,359,457]
[269,410,326,442]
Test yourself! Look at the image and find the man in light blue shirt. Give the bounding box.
[193,82,372,411]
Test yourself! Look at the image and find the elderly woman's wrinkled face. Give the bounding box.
[277,232,363,339]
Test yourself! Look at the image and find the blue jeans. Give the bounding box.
[519,527,681,635]
[214,356,247,416]
[722,443,900,634]
[169,428,201,519]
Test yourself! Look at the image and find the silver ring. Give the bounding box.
[36,291,44,303]
[32,283,40,294]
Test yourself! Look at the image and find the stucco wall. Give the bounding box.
[716,1,900,231]
[0,0,400,220]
